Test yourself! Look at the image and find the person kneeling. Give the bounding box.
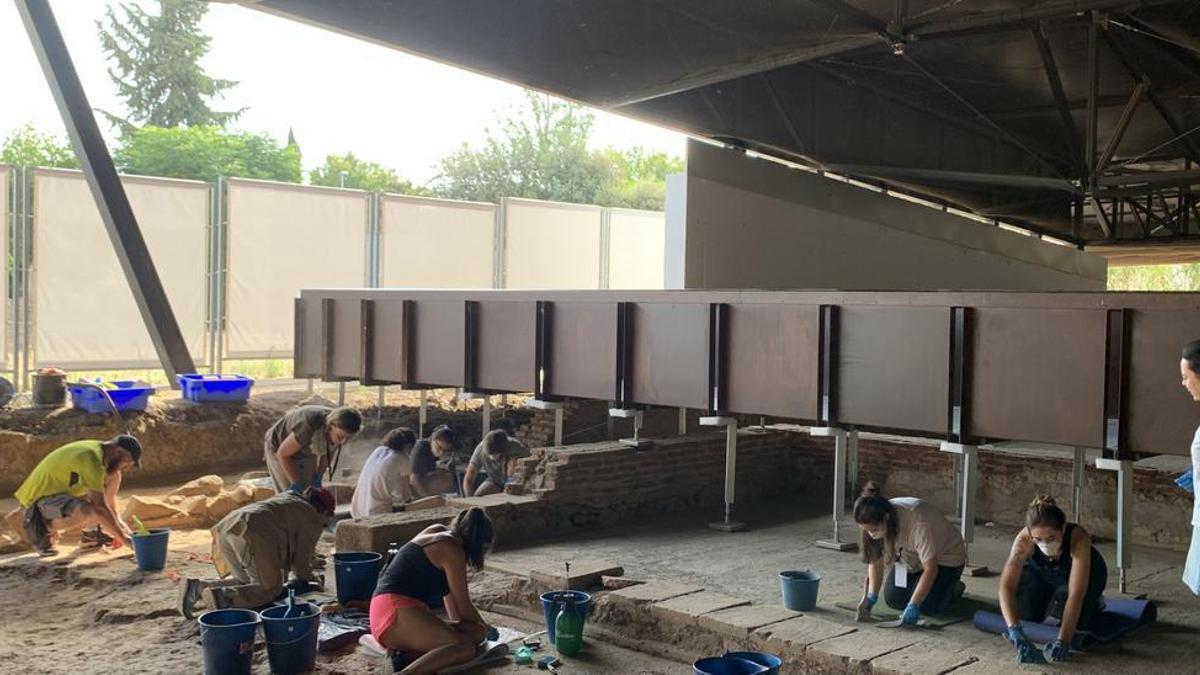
[853,482,967,625]
[998,495,1107,664]
[179,488,334,618]
[370,507,495,675]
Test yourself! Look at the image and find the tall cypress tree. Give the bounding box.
[98,0,243,133]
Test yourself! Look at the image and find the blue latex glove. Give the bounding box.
[1176,470,1194,494]
[1016,640,1047,665]
[865,591,878,607]
[900,602,921,625]
[311,472,323,489]
[287,481,307,494]
[1044,639,1069,662]
[1005,624,1029,647]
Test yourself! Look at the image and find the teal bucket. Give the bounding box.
[724,651,782,675]
[693,656,769,675]
[539,590,591,643]
[131,528,170,571]
[779,570,821,611]
[260,603,320,674]
[333,551,383,604]
[198,608,260,675]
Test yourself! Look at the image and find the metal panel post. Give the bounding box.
[599,207,611,289]
[481,396,491,435]
[1072,447,1087,519]
[678,407,687,436]
[19,165,32,390]
[702,416,744,531]
[214,177,226,375]
[16,0,195,384]
[847,428,859,493]
[419,389,428,436]
[813,426,856,551]
[1097,457,1133,593]
[494,198,507,289]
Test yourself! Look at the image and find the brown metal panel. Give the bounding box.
[545,302,619,400]
[725,303,820,419]
[1127,309,1200,456]
[411,300,466,387]
[328,297,363,380]
[629,303,711,409]
[838,306,951,434]
[363,298,412,384]
[475,301,538,393]
[969,308,1107,447]
[293,297,324,378]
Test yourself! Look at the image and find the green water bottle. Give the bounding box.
[554,595,583,657]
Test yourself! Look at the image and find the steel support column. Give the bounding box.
[1097,457,1134,593]
[702,416,745,532]
[16,0,195,384]
[1073,447,1087,518]
[847,428,859,493]
[813,427,857,552]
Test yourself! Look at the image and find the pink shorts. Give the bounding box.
[369,593,430,644]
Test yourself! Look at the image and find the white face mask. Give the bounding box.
[867,528,886,540]
[1036,540,1061,557]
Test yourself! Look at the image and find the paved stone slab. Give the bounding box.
[609,579,704,603]
[872,645,975,675]
[806,629,918,671]
[651,590,751,625]
[446,493,538,508]
[334,507,458,553]
[946,659,1046,675]
[752,615,856,658]
[697,604,801,638]
[529,558,624,590]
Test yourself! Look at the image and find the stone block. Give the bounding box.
[751,616,856,659]
[530,558,623,590]
[602,575,639,590]
[697,604,801,639]
[805,629,918,673]
[229,483,255,504]
[177,495,209,517]
[205,493,239,520]
[871,645,975,675]
[335,507,459,553]
[608,579,703,604]
[651,591,750,626]
[122,496,186,522]
[170,474,224,498]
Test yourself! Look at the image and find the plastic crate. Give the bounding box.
[177,374,254,402]
[69,380,154,414]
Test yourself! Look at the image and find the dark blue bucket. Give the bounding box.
[724,651,782,675]
[333,551,383,604]
[131,528,170,571]
[539,590,591,643]
[260,602,320,674]
[198,608,260,675]
[693,656,769,675]
[779,570,821,611]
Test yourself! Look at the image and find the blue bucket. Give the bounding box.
[724,651,782,675]
[693,656,769,675]
[539,590,591,643]
[198,608,260,675]
[333,551,383,604]
[779,570,821,611]
[131,528,170,571]
[260,602,320,674]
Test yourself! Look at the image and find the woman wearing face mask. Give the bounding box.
[998,495,1107,664]
[853,482,967,625]
[1178,339,1200,596]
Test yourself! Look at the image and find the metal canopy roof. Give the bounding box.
[235,0,1200,248]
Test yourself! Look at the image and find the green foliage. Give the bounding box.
[114,125,301,183]
[435,92,681,209]
[0,124,78,168]
[310,153,432,195]
[1108,264,1200,291]
[98,0,242,133]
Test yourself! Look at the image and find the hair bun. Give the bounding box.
[1029,494,1057,509]
[861,481,883,498]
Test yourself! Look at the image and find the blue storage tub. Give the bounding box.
[69,380,154,414]
[177,374,254,402]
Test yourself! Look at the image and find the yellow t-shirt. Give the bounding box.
[14,440,106,508]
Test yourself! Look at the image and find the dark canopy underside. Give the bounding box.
[235,0,1200,248]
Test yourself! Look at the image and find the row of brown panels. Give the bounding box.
[296,289,1200,458]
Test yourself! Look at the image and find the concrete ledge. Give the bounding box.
[696,604,800,639]
[651,591,750,626]
[871,645,976,675]
[529,558,623,590]
[608,579,704,604]
[334,507,458,552]
[751,615,856,659]
[806,630,919,674]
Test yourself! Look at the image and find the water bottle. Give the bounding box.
[554,594,583,657]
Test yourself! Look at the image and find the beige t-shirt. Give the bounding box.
[892,497,967,570]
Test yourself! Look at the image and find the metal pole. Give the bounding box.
[481,396,491,435]
[419,389,428,436]
[847,428,859,493]
[702,416,745,531]
[832,430,847,542]
[20,166,31,390]
[960,444,977,543]
[11,166,23,391]
[337,382,345,405]
[554,407,564,446]
[214,177,226,375]
[1116,459,1133,593]
[678,407,687,435]
[1072,447,1086,519]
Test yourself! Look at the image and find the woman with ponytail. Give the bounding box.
[369,507,496,674]
[853,482,967,626]
[998,495,1107,664]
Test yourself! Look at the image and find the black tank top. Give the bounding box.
[1025,523,1106,586]
[374,539,451,605]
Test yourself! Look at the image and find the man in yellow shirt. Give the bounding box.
[13,435,142,557]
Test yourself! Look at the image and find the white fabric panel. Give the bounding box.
[380,195,494,288]
[226,179,368,358]
[0,165,9,369]
[504,198,602,289]
[607,208,665,289]
[33,169,209,368]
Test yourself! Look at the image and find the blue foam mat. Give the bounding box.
[973,598,1157,651]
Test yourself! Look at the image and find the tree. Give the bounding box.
[434,92,613,204]
[310,153,432,195]
[114,125,301,183]
[0,124,78,168]
[98,0,242,133]
[598,147,684,210]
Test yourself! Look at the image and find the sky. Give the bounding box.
[0,0,685,184]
